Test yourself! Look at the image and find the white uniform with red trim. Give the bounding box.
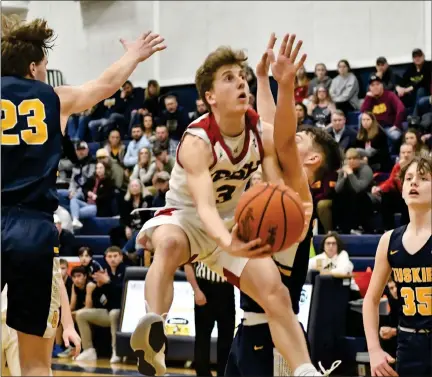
[138,109,264,282]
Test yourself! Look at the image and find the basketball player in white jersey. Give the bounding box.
[131,34,341,376]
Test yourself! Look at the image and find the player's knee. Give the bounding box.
[75,308,87,322]
[260,282,292,317]
[154,235,189,267]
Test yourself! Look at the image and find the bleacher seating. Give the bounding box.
[78,217,120,235]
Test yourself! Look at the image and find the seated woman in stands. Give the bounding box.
[404,128,430,157]
[130,147,156,187]
[308,232,360,300]
[70,161,115,229]
[356,112,392,172]
[307,84,336,128]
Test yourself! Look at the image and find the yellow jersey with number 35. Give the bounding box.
[1,76,62,213]
[388,225,432,330]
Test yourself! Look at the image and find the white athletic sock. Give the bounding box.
[294,363,320,376]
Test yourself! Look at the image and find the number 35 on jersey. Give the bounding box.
[1,99,48,145]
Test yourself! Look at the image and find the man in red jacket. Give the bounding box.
[361,75,406,142]
[371,143,414,229]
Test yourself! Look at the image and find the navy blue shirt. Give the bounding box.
[1,76,62,213]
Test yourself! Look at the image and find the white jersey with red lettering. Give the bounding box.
[138,109,264,283]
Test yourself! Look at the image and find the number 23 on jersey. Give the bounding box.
[1,99,48,145]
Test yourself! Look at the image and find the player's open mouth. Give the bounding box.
[409,189,419,195]
[238,92,247,100]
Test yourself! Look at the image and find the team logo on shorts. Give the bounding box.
[51,310,59,328]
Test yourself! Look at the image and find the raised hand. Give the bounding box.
[268,34,307,86]
[256,33,277,78]
[120,31,166,62]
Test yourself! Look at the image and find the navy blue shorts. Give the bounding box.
[225,320,310,376]
[225,322,274,376]
[396,330,432,376]
[1,206,61,338]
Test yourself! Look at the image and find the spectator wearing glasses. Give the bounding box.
[307,84,336,128]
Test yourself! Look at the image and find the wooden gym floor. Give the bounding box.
[3,358,197,376]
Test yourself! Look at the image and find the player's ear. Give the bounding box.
[205,90,216,107]
[28,62,37,79]
[305,151,322,168]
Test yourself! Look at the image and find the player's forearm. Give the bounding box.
[93,52,140,96]
[59,278,74,330]
[274,82,296,147]
[197,205,231,249]
[257,76,276,124]
[363,295,382,352]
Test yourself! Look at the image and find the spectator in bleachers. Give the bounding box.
[396,48,431,110]
[334,148,375,234]
[131,147,156,186]
[250,170,263,187]
[142,114,157,148]
[54,214,76,257]
[327,110,357,152]
[88,92,126,142]
[370,143,413,230]
[58,141,96,208]
[373,57,399,92]
[103,129,127,189]
[311,170,337,234]
[60,258,73,299]
[141,79,161,118]
[307,84,336,128]
[355,112,392,172]
[152,143,175,181]
[379,278,398,358]
[53,259,74,357]
[123,124,151,169]
[66,106,96,143]
[70,161,115,229]
[57,134,78,187]
[295,102,313,127]
[308,232,360,298]
[158,94,190,144]
[416,90,432,118]
[307,63,332,99]
[75,247,125,363]
[115,81,145,134]
[190,98,208,122]
[96,148,124,191]
[110,178,153,249]
[78,247,103,277]
[403,128,430,157]
[155,124,178,157]
[329,59,360,114]
[57,266,90,359]
[360,75,405,143]
[152,171,170,207]
[294,65,309,103]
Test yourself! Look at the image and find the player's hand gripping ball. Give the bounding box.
[235,182,305,254]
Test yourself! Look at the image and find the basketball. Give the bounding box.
[235,182,305,253]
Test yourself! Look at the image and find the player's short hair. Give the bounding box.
[399,156,432,184]
[71,266,87,277]
[78,246,93,257]
[105,246,122,255]
[298,125,343,182]
[1,15,55,77]
[195,46,248,111]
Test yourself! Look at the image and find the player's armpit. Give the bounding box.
[363,230,394,352]
[178,135,231,248]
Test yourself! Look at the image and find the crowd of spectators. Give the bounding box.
[52,47,431,363]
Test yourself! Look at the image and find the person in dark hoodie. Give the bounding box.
[396,48,431,109]
[373,57,400,92]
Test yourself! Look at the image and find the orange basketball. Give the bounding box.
[234,182,305,254]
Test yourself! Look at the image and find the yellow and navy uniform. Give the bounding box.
[388,225,432,376]
[1,76,63,338]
